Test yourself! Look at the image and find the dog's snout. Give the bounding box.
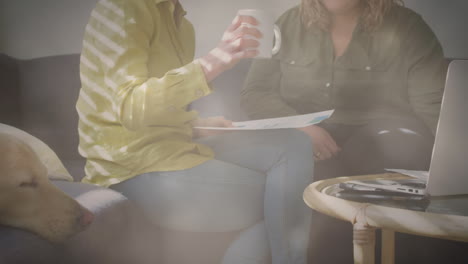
[79,208,94,228]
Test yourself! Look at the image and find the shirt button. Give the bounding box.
[168,105,177,112]
[325,82,331,88]
[290,60,296,65]
[195,89,203,97]
[365,66,372,71]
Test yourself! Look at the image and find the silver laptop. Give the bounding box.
[426,59,468,196]
[345,60,468,197]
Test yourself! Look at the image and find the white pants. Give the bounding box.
[112,129,315,264]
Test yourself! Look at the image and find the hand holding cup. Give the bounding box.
[197,14,262,82]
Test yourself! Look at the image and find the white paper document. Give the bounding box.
[384,168,429,181]
[194,110,334,130]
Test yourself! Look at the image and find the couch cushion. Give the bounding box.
[0,225,65,264]
[0,54,21,128]
[53,181,162,264]
[18,54,85,180]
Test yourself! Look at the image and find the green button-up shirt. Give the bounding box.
[241,5,446,135]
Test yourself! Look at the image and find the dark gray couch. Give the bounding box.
[0,53,164,264]
[4,52,466,264]
[0,53,252,264]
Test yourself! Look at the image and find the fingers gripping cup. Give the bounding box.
[237,9,282,58]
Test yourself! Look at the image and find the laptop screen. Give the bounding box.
[427,60,468,196]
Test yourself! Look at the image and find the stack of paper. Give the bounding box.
[194,110,334,130]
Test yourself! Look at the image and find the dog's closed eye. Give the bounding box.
[19,181,38,188]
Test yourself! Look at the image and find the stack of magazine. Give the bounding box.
[334,170,430,211]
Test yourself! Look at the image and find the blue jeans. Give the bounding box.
[111,129,314,264]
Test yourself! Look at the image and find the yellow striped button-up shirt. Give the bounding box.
[76,0,213,187]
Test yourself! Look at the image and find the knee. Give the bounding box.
[276,129,315,179]
[379,130,433,160]
[344,130,433,172]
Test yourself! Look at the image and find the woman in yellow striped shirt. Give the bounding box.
[76,0,315,263]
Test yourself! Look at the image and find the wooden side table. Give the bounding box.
[303,173,468,264]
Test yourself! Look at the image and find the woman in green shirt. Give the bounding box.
[77,0,314,263]
[242,0,445,175]
[242,0,446,262]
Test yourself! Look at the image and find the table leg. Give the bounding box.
[381,229,395,264]
[353,223,375,264]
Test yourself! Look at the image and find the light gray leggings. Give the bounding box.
[111,129,314,264]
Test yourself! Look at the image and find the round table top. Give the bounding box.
[303,173,468,242]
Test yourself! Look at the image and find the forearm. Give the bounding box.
[120,62,211,130]
[196,15,262,83]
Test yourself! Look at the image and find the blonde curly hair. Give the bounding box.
[300,0,404,32]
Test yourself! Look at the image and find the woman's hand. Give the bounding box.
[196,15,262,82]
[298,125,341,161]
[192,116,233,138]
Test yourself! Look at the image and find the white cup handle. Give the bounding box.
[272,24,281,55]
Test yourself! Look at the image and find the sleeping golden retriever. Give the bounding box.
[0,132,93,242]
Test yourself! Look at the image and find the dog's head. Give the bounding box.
[0,133,93,243]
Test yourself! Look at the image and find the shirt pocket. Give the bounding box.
[279,56,316,79]
[278,55,331,110]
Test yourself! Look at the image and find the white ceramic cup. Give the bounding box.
[237,9,282,58]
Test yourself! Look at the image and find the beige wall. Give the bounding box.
[0,0,466,59]
[0,0,295,59]
[186,0,295,57]
[404,0,468,59]
[0,0,98,59]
